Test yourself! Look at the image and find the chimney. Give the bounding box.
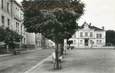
[89,23,91,26]
[102,26,104,30]
[83,21,86,24]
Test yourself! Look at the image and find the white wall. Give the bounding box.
[26,33,36,45]
[69,24,106,48]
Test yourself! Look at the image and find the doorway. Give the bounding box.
[85,38,89,46]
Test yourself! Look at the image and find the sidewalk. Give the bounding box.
[25,49,115,73]
[0,54,11,57]
[0,48,41,57]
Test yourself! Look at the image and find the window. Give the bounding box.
[21,25,23,34]
[85,32,88,37]
[90,32,93,37]
[80,40,82,44]
[97,40,102,44]
[99,40,102,43]
[7,2,10,13]
[90,40,92,44]
[7,19,10,28]
[100,34,102,38]
[1,0,3,9]
[96,34,102,38]
[96,34,98,38]
[80,32,83,37]
[1,16,4,24]
[97,40,99,44]
[16,22,19,33]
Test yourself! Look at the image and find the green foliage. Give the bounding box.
[22,0,85,43]
[0,27,6,42]
[23,0,84,14]
[53,9,79,39]
[5,28,23,44]
[22,0,85,69]
[106,30,115,46]
[67,40,73,45]
[0,27,23,45]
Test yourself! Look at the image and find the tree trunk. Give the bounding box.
[67,39,69,49]
[55,43,60,69]
[60,43,64,55]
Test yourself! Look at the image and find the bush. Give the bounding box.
[0,27,23,52]
[0,27,6,42]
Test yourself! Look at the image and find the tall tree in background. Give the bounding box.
[106,30,115,46]
[22,0,85,69]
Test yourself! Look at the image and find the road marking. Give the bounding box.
[24,55,51,73]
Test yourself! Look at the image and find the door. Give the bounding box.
[85,39,89,46]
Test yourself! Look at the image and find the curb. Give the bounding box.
[24,55,52,73]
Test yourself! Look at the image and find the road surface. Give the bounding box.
[31,49,115,73]
[0,49,54,73]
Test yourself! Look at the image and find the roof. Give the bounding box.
[13,0,22,8]
[89,26,104,31]
[79,22,104,31]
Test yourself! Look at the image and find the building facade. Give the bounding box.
[26,33,36,45]
[12,0,27,44]
[35,33,42,48]
[0,0,26,44]
[70,22,106,48]
[35,33,55,49]
[0,0,55,49]
[0,0,12,28]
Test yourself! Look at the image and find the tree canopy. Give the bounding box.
[22,0,85,43]
[23,0,84,14]
[22,0,85,69]
[106,30,115,46]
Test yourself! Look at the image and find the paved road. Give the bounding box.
[32,49,115,73]
[0,49,54,73]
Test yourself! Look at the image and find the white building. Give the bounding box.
[0,0,47,48]
[0,0,26,44]
[11,0,27,44]
[0,0,12,28]
[70,22,106,48]
[26,33,36,45]
[35,33,42,48]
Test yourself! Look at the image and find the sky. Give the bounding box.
[16,0,115,30]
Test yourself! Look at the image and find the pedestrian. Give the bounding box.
[52,52,62,69]
[52,52,56,63]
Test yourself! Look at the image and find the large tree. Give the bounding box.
[22,0,85,69]
[106,30,115,46]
